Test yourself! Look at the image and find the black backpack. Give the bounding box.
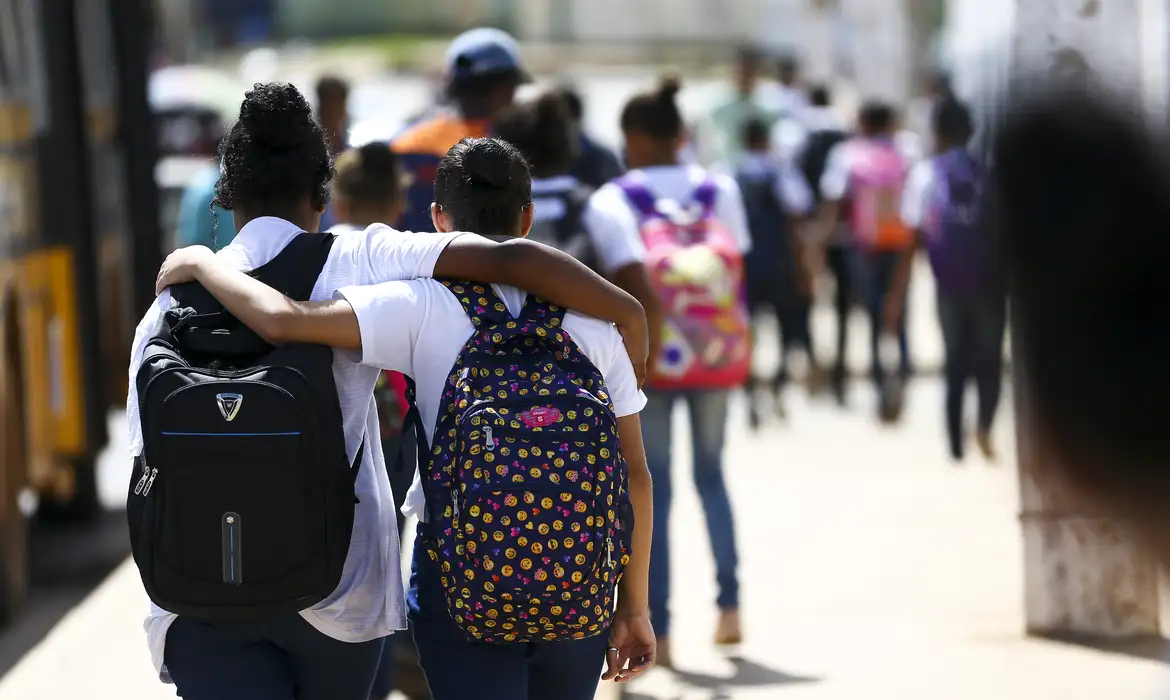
[129,233,362,622]
[526,181,600,271]
[800,128,850,205]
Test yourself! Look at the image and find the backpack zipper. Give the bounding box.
[451,488,460,518]
[133,460,150,496]
[483,426,494,451]
[142,468,159,496]
[606,537,613,567]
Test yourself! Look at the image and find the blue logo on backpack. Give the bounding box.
[419,280,632,644]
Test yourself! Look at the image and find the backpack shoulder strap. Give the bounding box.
[615,174,660,220]
[437,279,511,329]
[251,232,337,302]
[692,176,720,215]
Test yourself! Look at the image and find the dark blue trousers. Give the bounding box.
[408,531,610,700]
[165,615,384,700]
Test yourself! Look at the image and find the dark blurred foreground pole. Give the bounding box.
[1009,0,1161,639]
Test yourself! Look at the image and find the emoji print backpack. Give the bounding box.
[417,280,633,644]
[616,174,751,390]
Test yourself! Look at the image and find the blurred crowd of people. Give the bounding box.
[170,29,1009,699]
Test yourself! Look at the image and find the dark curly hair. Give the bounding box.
[434,137,531,237]
[213,82,335,218]
[620,75,684,142]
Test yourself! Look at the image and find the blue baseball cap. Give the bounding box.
[445,28,531,84]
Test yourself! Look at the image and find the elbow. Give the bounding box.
[255,308,295,345]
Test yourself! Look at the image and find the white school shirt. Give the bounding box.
[584,164,754,258]
[127,216,463,682]
[899,160,937,230]
[534,175,647,276]
[336,280,648,522]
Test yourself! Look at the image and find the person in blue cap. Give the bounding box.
[390,27,530,233]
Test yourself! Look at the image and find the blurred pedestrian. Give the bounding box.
[553,84,625,189]
[735,116,820,425]
[818,101,916,420]
[391,27,529,232]
[901,99,1004,462]
[794,85,854,404]
[760,53,810,123]
[176,154,237,251]
[329,144,429,699]
[600,76,751,667]
[315,75,351,230]
[494,92,662,365]
[699,45,782,166]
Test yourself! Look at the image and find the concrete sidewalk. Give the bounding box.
[621,381,1167,699]
[1,380,1153,699]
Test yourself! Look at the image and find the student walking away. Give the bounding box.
[735,117,818,427]
[153,137,657,700]
[796,85,853,404]
[128,82,649,700]
[494,92,663,365]
[699,45,782,166]
[554,84,625,189]
[592,76,750,667]
[328,144,428,699]
[176,132,237,250]
[818,100,915,422]
[900,99,1004,462]
[316,75,351,230]
[760,53,810,124]
[391,27,529,232]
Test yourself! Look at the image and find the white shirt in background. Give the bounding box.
[772,106,848,168]
[127,216,461,682]
[757,81,810,122]
[533,175,646,276]
[585,164,753,257]
[900,160,938,230]
[338,281,648,522]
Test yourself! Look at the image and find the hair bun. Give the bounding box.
[238,82,313,150]
[657,75,682,101]
[463,139,511,189]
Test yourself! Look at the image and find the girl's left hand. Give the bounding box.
[156,245,216,294]
[602,612,656,683]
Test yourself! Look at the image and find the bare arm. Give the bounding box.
[602,411,656,683]
[155,247,362,349]
[437,235,649,385]
[609,263,662,377]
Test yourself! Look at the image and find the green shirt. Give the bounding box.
[703,93,781,165]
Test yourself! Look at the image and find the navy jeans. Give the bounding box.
[854,248,912,385]
[641,389,740,637]
[937,291,1007,458]
[165,614,384,700]
[407,532,610,700]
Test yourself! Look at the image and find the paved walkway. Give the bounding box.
[622,382,1168,700]
[0,379,1164,699]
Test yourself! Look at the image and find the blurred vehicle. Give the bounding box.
[149,65,242,250]
[0,0,160,624]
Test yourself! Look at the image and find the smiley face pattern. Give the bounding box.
[420,280,633,644]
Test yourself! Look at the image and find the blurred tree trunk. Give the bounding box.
[1011,0,1161,640]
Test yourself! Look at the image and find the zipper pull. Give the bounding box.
[133,462,150,496]
[606,537,613,567]
[452,489,460,518]
[484,426,494,451]
[142,468,159,496]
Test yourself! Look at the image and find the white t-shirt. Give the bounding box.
[900,160,936,230]
[127,217,460,682]
[584,164,753,257]
[818,133,923,202]
[337,281,648,521]
[535,175,645,276]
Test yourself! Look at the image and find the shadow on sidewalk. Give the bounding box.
[1039,633,1170,665]
[625,656,821,700]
